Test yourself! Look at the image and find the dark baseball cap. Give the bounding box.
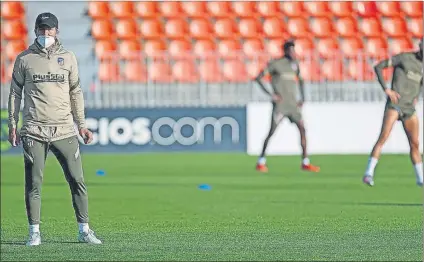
[35,12,58,29]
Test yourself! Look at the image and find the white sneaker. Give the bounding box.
[78,229,102,244]
[26,232,41,246]
[363,175,374,187]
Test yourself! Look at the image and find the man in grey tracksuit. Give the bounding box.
[7,12,102,246]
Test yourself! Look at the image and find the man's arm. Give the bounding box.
[254,68,273,97]
[374,54,402,91]
[8,57,25,130]
[69,52,86,130]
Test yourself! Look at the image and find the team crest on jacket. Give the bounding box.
[57,57,64,66]
[291,63,298,71]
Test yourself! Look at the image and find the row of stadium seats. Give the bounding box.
[92,37,416,62]
[87,1,423,19]
[1,2,27,83]
[96,58,393,83]
[88,16,423,41]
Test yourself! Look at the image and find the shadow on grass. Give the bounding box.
[1,241,25,246]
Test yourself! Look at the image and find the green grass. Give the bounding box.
[1,153,422,261]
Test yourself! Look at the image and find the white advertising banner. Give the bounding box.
[247,102,424,155]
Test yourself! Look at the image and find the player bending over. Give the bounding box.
[363,40,423,187]
[254,40,320,173]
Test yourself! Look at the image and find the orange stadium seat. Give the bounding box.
[135,2,158,18]
[317,38,339,59]
[95,40,117,60]
[408,18,423,38]
[280,2,304,17]
[263,17,286,39]
[98,62,121,83]
[266,38,285,58]
[119,40,142,60]
[329,2,353,17]
[198,59,223,83]
[214,18,239,39]
[238,18,262,39]
[243,39,264,59]
[246,58,271,81]
[365,37,388,59]
[115,19,138,40]
[322,59,344,81]
[256,2,280,18]
[189,19,213,40]
[231,1,256,18]
[389,37,413,55]
[223,60,248,83]
[87,2,110,19]
[165,19,188,40]
[6,63,14,82]
[303,2,330,17]
[401,1,423,18]
[359,18,383,37]
[144,39,166,58]
[3,20,27,40]
[148,61,173,83]
[299,60,321,82]
[159,1,183,18]
[340,37,364,58]
[294,37,314,59]
[383,17,408,38]
[376,1,401,17]
[110,2,134,18]
[207,1,233,18]
[91,19,115,40]
[5,40,26,61]
[218,39,242,59]
[335,17,358,37]
[193,39,216,57]
[354,2,378,17]
[172,60,199,83]
[139,19,163,39]
[169,39,192,59]
[123,61,147,82]
[347,59,374,81]
[287,18,310,38]
[1,1,25,19]
[310,17,334,38]
[181,2,207,18]
[1,61,5,83]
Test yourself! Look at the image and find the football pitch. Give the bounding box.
[1,153,422,261]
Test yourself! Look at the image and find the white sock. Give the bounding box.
[365,157,378,177]
[78,223,89,233]
[258,157,266,165]
[302,158,310,165]
[414,163,423,184]
[29,224,39,233]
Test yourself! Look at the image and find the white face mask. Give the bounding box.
[37,35,55,48]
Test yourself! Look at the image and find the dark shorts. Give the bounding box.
[386,103,416,121]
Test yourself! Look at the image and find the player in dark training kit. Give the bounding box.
[254,40,320,173]
[363,40,423,187]
[8,12,102,245]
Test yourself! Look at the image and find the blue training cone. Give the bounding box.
[96,170,105,176]
[198,184,211,191]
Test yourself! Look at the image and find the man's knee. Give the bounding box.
[410,139,420,151]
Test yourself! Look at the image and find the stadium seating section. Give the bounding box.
[1,1,28,84]
[1,2,423,84]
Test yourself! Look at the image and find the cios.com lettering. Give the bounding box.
[79,116,240,146]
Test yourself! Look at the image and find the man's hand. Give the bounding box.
[385,89,401,104]
[79,128,93,144]
[8,128,20,147]
[272,94,282,103]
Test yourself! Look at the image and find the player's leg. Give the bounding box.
[292,116,320,172]
[256,110,282,172]
[22,136,48,246]
[402,113,423,186]
[363,108,399,186]
[50,136,101,244]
